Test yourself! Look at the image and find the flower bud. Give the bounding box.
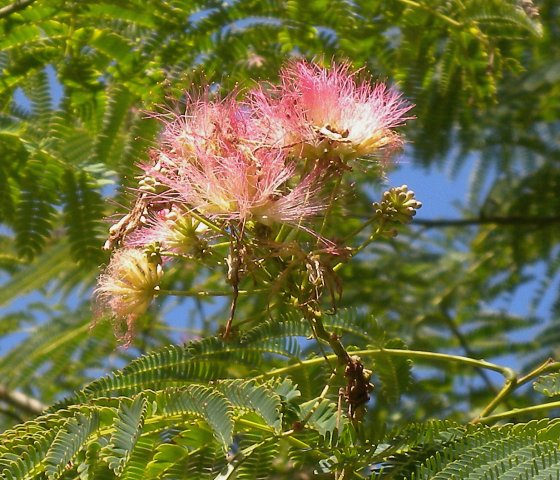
[372,185,422,225]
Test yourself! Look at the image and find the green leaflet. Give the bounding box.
[217,380,284,433]
[44,413,100,480]
[0,432,56,480]
[158,385,234,448]
[0,241,71,307]
[103,395,148,475]
[534,373,560,398]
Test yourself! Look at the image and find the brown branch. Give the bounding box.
[0,384,46,415]
[414,215,560,228]
[0,0,38,19]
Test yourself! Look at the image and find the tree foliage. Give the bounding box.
[1,0,560,478]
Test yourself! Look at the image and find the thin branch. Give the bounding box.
[475,400,560,425]
[344,213,560,228]
[473,358,560,422]
[396,0,462,27]
[157,288,263,297]
[0,0,37,19]
[0,384,46,415]
[414,215,560,228]
[255,348,514,381]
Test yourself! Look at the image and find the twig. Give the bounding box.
[343,213,560,229]
[255,348,514,381]
[472,358,560,423]
[0,384,46,415]
[0,0,37,19]
[414,215,560,228]
[475,400,560,425]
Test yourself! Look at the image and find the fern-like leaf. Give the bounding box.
[157,385,234,448]
[44,413,100,480]
[104,395,148,475]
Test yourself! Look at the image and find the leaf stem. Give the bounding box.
[475,400,560,425]
[333,222,385,273]
[157,288,263,297]
[473,377,518,422]
[236,417,325,453]
[396,0,462,27]
[517,358,560,387]
[255,348,513,381]
[473,358,560,422]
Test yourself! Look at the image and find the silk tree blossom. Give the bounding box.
[152,147,324,224]
[148,98,324,225]
[94,248,163,345]
[127,207,208,257]
[158,94,255,159]
[250,60,413,163]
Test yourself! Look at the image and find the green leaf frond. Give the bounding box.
[0,379,342,479]
[52,310,402,403]
[409,419,560,480]
[0,304,116,404]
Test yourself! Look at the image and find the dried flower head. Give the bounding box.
[251,60,413,163]
[94,248,163,345]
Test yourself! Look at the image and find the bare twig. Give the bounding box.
[0,0,38,20]
[0,384,46,415]
[414,215,560,228]
[344,213,560,229]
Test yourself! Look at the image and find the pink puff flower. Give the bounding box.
[156,93,255,160]
[93,248,163,345]
[126,207,209,257]
[148,96,324,225]
[251,60,413,163]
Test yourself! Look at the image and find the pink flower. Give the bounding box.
[147,96,324,225]
[126,207,208,257]
[250,60,413,163]
[156,93,253,159]
[93,248,163,345]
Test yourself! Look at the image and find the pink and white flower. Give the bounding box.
[250,60,413,163]
[126,207,208,257]
[147,96,324,225]
[94,248,163,345]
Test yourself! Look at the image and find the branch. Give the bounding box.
[256,348,514,381]
[475,400,560,425]
[414,215,560,228]
[0,0,38,19]
[0,384,46,415]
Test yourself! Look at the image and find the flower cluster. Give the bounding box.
[95,59,413,342]
[251,61,412,162]
[94,248,163,345]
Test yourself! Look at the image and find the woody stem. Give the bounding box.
[301,303,351,365]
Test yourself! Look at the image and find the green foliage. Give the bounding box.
[0,0,559,478]
[104,396,148,475]
[0,379,346,479]
[409,419,560,480]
